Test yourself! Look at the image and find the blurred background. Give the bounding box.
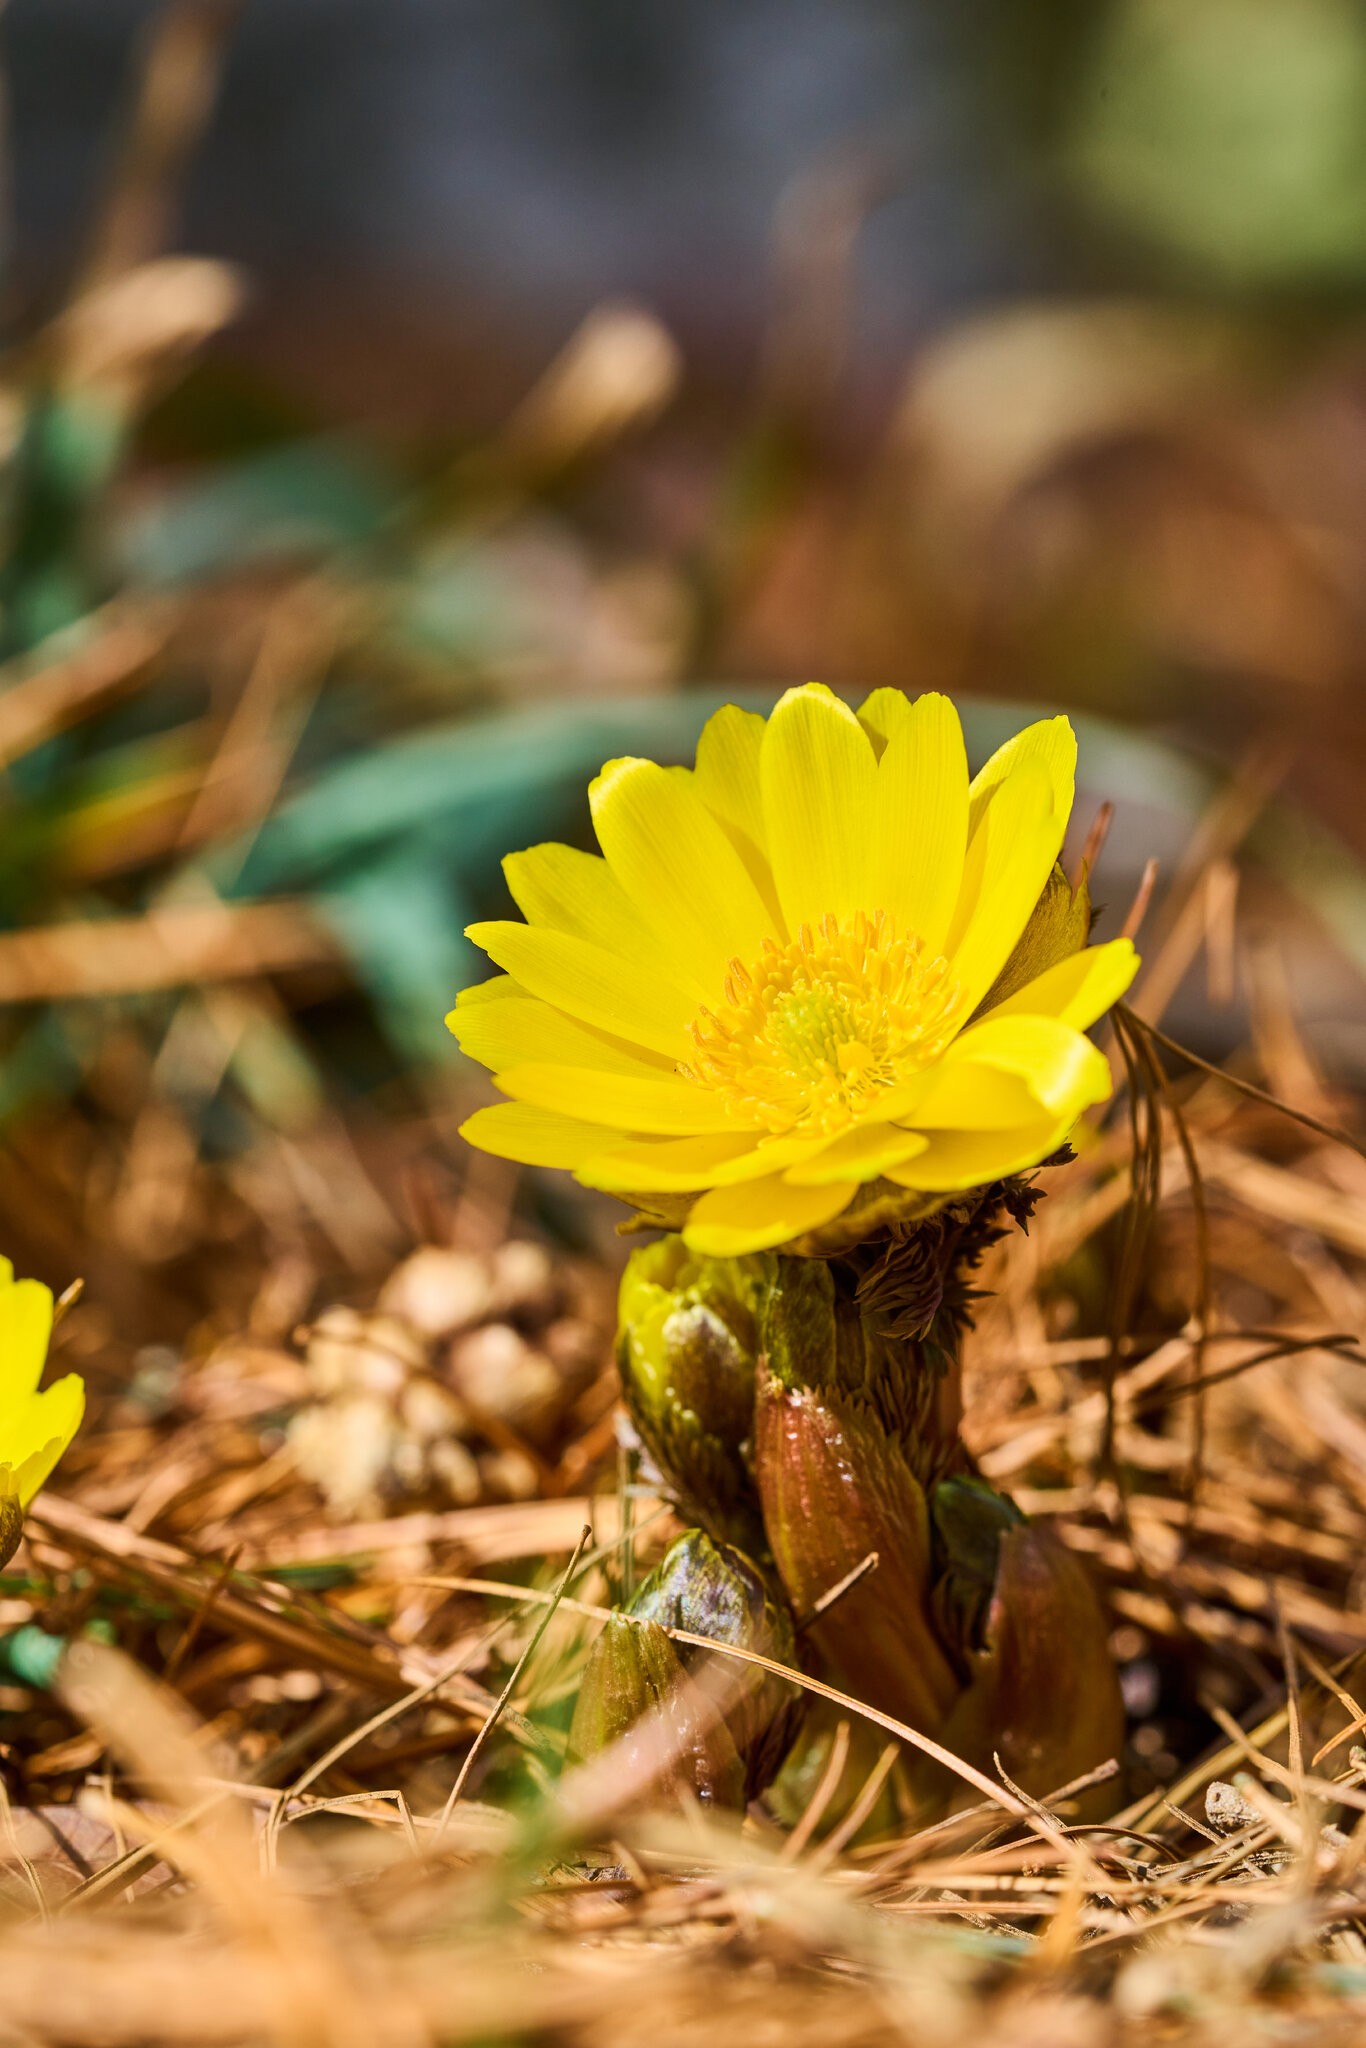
[2,0,1365,1392]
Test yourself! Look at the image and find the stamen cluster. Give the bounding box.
[683,910,961,1136]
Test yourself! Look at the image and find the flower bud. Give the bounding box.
[755,1253,963,1731]
[628,1529,802,1797]
[616,1238,772,1551]
[568,1530,801,1807]
[755,1373,960,1732]
[930,1513,1124,1812]
[566,1614,746,1810]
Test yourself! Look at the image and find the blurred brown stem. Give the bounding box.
[0,603,177,772]
[76,0,244,295]
[0,900,340,1002]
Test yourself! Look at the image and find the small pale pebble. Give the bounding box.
[391,1439,427,1490]
[449,1323,564,1440]
[399,1375,470,1444]
[479,1446,540,1502]
[429,1436,482,1506]
[542,1316,603,1387]
[1200,1779,1344,1881]
[277,1669,323,1703]
[1205,1780,1263,1836]
[305,1306,425,1398]
[488,1239,558,1319]
[378,1247,493,1338]
[290,1393,400,1517]
[300,1306,365,1396]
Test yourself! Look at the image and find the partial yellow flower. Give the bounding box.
[0,1261,85,1564]
[450,685,1138,1256]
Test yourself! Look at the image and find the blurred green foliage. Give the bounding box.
[1067,0,1366,288]
[973,0,1366,295]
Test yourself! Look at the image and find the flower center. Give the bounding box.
[682,910,962,1136]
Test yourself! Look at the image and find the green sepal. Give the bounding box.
[929,1475,1026,1665]
[973,860,1091,1019]
[616,1237,772,1550]
[628,1528,802,1797]
[616,1192,695,1234]
[788,1179,942,1256]
[567,1612,747,1810]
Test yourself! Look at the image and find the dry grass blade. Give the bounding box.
[0,602,176,768]
[435,1523,591,1838]
[29,1494,507,1723]
[263,1608,522,1869]
[1123,1007,1366,1162]
[77,0,244,295]
[0,901,340,1001]
[424,1570,1106,1869]
[57,1642,424,2048]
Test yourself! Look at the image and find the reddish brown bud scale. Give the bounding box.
[754,1372,960,1731]
[930,1523,1124,1812]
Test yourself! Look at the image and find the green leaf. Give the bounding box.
[119,440,398,587]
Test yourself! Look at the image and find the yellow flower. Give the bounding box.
[0,1261,85,1561]
[449,686,1138,1256]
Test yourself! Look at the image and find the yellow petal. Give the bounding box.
[866,692,968,953]
[692,703,784,924]
[503,841,667,973]
[693,703,768,852]
[939,1013,1112,1121]
[968,714,1076,838]
[855,686,915,757]
[906,1065,1043,1131]
[9,1377,84,1507]
[884,1115,1079,1192]
[589,756,773,992]
[465,921,696,1060]
[981,937,1139,1032]
[581,1127,833,1193]
[496,1063,751,1134]
[760,683,876,931]
[683,1171,857,1257]
[448,981,672,1076]
[451,972,521,1009]
[0,1277,54,1406]
[459,1100,617,1169]
[783,1124,930,1186]
[578,1132,768,1193]
[888,1017,1113,1190]
[945,763,1065,1017]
